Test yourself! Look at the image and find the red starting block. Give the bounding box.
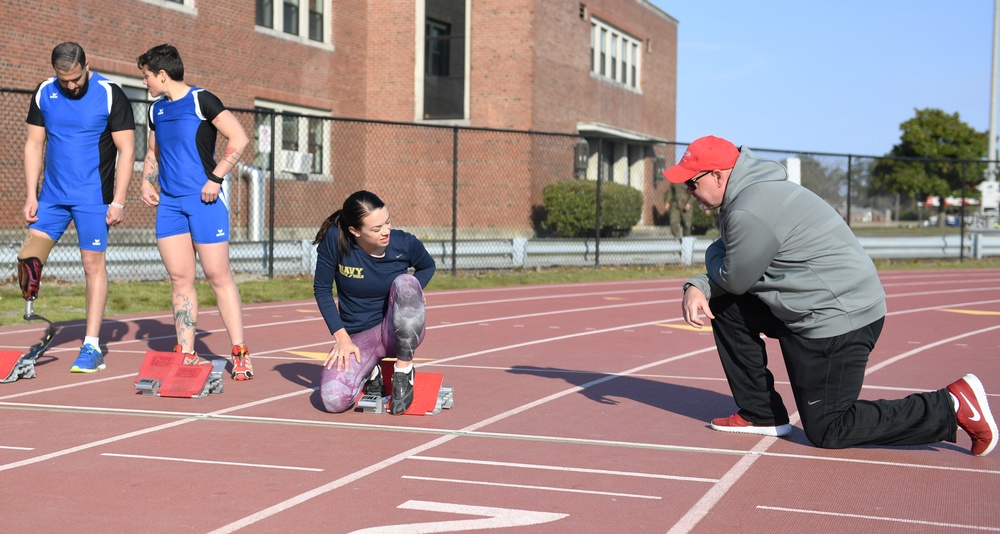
[0,350,36,383]
[356,367,454,416]
[134,350,225,398]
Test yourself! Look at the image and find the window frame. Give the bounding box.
[253,99,332,181]
[99,73,152,172]
[415,0,471,124]
[590,17,642,91]
[256,0,334,49]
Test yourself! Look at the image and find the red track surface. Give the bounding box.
[1,269,998,532]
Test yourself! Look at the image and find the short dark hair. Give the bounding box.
[137,44,185,81]
[51,42,86,72]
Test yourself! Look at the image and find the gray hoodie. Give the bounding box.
[684,147,886,339]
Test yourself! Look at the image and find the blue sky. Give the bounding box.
[652,1,997,156]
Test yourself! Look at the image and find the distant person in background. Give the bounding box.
[19,41,135,373]
[137,43,254,380]
[669,135,995,456]
[663,181,693,237]
[312,191,436,414]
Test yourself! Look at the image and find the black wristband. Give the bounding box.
[208,173,224,184]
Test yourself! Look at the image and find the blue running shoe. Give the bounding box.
[70,343,106,373]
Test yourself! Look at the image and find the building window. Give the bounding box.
[419,0,467,121]
[253,100,331,180]
[120,86,150,167]
[590,17,641,89]
[100,74,150,169]
[283,0,299,35]
[308,0,324,42]
[426,19,451,77]
[256,0,273,27]
[256,0,330,45]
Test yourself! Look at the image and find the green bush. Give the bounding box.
[691,207,718,235]
[541,180,643,237]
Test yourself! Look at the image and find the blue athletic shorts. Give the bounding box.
[29,201,109,251]
[156,193,231,244]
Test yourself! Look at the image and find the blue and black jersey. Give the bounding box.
[26,72,135,205]
[148,87,226,197]
[314,229,436,335]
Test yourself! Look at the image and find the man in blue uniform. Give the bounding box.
[19,42,135,373]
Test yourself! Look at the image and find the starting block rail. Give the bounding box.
[1,317,57,384]
[134,351,226,398]
[1,350,37,383]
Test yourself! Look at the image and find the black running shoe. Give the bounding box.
[389,366,415,415]
[365,363,384,396]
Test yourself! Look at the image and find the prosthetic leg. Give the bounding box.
[1,236,58,382]
[19,256,56,355]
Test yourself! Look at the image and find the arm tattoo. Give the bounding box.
[223,147,242,166]
[144,156,158,184]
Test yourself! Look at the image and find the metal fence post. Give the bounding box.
[846,154,853,227]
[961,160,967,262]
[451,127,459,276]
[268,111,276,278]
[595,138,602,269]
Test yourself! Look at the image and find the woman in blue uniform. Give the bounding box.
[313,191,436,414]
[136,44,253,380]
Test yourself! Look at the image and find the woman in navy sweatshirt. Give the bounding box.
[313,190,436,414]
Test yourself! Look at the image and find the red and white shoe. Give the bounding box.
[710,413,792,437]
[230,345,254,381]
[947,374,997,456]
[174,344,208,365]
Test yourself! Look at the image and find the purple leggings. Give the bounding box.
[320,274,426,413]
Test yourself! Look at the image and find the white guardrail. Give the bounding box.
[3,232,1000,283]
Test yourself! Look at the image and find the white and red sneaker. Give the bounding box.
[174,344,207,365]
[230,345,254,381]
[710,413,792,437]
[947,374,996,456]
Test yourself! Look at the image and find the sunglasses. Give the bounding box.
[685,171,712,191]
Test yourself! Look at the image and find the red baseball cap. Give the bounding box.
[663,135,740,184]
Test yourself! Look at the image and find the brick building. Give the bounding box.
[1,0,677,234]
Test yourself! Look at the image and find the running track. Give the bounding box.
[0,269,998,532]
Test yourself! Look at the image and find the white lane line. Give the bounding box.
[0,389,310,473]
[4,401,997,477]
[668,437,778,534]
[0,445,34,451]
[865,323,1000,375]
[400,475,662,500]
[428,299,674,329]
[886,298,1000,316]
[889,287,1000,298]
[100,453,324,472]
[429,287,678,309]
[0,373,137,400]
[429,278,680,296]
[757,505,1000,532]
[410,456,718,483]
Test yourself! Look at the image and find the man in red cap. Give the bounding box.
[666,135,995,456]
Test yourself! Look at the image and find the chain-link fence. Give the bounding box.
[2,87,999,283]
